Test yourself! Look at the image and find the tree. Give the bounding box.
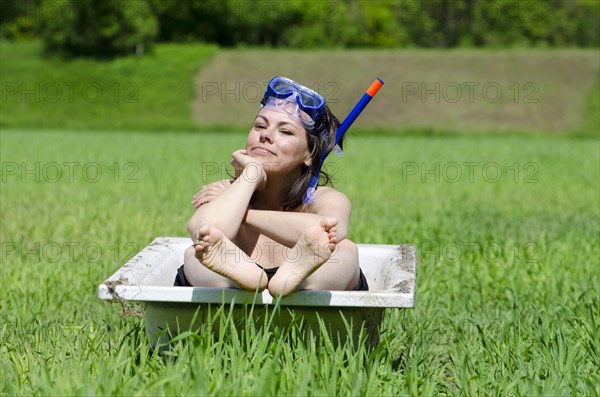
[38,0,157,58]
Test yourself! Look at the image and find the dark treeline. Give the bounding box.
[2,0,598,58]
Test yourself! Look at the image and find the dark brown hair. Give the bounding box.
[282,105,342,211]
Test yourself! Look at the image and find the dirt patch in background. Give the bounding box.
[192,49,599,133]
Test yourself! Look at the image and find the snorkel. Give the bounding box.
[302,78,384,204]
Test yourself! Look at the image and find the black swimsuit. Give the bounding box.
[173,263,369,291]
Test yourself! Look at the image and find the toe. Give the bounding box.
[197,225,210,239]
[319,217,338,230]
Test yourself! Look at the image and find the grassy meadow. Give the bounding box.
[1,40,599,395]
[193,49,599,134]
[2,41,599,136]
[1,129,598,395]
[0,40,216,131]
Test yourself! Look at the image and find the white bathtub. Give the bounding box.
[98,237,416,347]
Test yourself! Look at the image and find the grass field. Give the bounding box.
[193,49,599,134]
[1,128,598,395]
[1,38,599,395]
[0,40,215,131]
[2,40,598,135]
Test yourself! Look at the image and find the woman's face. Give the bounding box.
[246,108,312,175]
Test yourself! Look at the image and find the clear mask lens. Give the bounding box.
[265,76,325,121]
[261,95,315,129]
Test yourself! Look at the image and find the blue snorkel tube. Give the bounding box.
[303,78,385,204]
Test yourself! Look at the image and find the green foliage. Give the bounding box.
[155,0,600,48]
[1,130,599,395]
[3,0,598,50]
[148,0,600,48]
[0,0,42,40]
[466,0,600,47]
[37,0,158,58]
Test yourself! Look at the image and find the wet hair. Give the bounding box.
[282,105,341,211]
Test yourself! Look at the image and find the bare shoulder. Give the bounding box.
[312,186,352,214]
[315,186,349,201]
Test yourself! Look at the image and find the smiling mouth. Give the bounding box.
[252,146,276,155]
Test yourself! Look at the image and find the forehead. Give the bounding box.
[256,108,305,130]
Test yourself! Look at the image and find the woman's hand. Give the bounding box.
[232,149,267,190]
[192,179,232,209]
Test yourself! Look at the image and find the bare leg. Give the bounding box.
[183,246,237,288]
[184,225,268,291]
[268,218,338,298]
[301,239,360,291]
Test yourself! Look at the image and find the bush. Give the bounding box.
[0,0,42,40]
[38,0,157,58]
[3,0,599,51]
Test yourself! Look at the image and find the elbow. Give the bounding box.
[187,216,237,241]
[186,219,199,240]
[187,208,210,239]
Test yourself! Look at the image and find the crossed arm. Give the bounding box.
[188,179,352,247]
[186,167,258,241]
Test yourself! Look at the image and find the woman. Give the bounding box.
[175,76,368,297]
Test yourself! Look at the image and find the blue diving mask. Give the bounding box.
[260,76,332,147]
[261,76,326,124]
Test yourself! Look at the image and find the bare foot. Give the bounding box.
[194,225,267,291]
[268,218,338,298]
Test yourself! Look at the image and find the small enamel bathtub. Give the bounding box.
[98,237,416,347]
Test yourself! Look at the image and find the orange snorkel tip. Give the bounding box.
[366,78,384,97]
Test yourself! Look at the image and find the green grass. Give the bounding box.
[1,129,598,395]
[0,40,216,131]
[193,48,600,134]
[2,41,599,135]
[580,76,600,137]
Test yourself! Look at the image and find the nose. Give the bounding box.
[259,126,274,143]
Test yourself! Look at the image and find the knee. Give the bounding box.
[187,220,212,240]
[184,245,196,261]
[334,239,358,260]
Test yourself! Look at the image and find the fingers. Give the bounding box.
[192,196,209,209]
[231,149,249,165]
[192,189,212,207]
[232,149,264,173]
[232,149,248,156]
[191,180,232,207]
[192,192,216,208]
